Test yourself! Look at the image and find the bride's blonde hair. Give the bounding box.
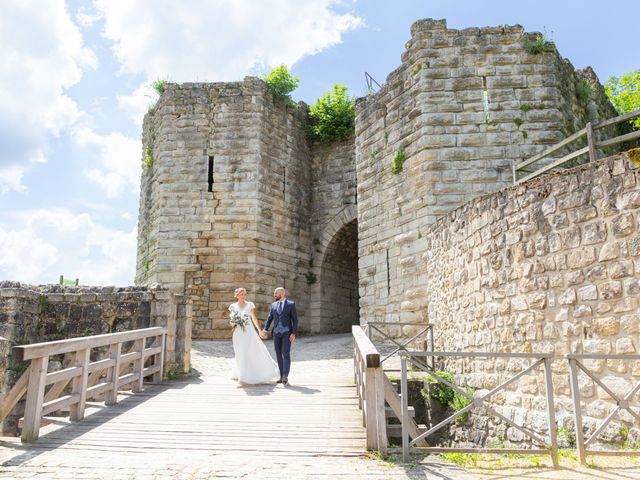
[234,287,247,298]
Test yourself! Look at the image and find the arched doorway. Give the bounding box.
[319,218,359,333]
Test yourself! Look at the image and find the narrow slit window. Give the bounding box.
[386,249,391,295]
[208,156,214,192]
[282,167,286,195]
[482,76,492,124]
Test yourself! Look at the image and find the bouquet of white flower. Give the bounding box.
[230,311,249,331]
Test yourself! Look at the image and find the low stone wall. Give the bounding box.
[418,152,640,447]
[0,282,192,434]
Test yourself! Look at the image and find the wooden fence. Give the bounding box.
[0,327,166,442]
[513,109,640,184]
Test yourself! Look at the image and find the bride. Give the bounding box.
[229,287,280,386]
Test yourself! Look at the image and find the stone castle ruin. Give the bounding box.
[136,18,619,340]
[135,18,640,447]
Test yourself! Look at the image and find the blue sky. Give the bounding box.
[1,0,638,286]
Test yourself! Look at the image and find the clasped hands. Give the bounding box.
[259,330,296,343]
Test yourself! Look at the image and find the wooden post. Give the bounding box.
[364,366,376,450]
[568,358,586,464]
[155,333,166,383]
[543,357,559,468]
[105,343,121,406]
[70,349,89,421]
[401,356,410,463]
[586,122,596,163]
[373,366,388,455]
[133,338,144,393]
[21,356,49,442]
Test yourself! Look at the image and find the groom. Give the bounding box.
[261,287,298,384]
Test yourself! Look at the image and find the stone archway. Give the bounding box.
[319,218,359,333]
[308,205,359,334]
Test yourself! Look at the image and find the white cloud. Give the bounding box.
[0,209,137,286]
[0,0,96,193]
[95,0,362,124]
[117,82,157,128]
[75,4,101,28]
[74,126,142,198]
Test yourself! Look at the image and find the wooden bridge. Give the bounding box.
[0,330,466,479]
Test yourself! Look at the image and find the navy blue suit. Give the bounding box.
[264,299,298,378]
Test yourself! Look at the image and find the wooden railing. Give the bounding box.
[0,327,166,442]
[353,325,387,454]
[513,109,640,184]
[353,325,428,455]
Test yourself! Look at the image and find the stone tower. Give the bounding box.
[136,18,616,339]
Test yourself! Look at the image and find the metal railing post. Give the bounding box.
[401,355,410,463]
[543,357,559,467]
[568,357,587,464]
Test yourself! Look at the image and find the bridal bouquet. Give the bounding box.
[230,311,249,331]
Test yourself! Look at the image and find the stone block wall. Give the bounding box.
[138,79,315,338]
[419,152,639,446]
[0,282,192,434]
[355,18,617,328]
[137,78,363,338]
[308,140,358,333]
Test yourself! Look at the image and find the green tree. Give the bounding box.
[263,64,299,106]
[307,84,355,141]
[605,69,640,128]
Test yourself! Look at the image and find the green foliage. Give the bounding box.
[390,148,407,174]
[263,64,299,106]
[307,84,355,141]
[144,146,153,168]
[7,357,28,375]
[451,389,473,423]
[151,79,169,96]
[37,295,48,314]
[305,272,317,285]
[577,79,593,102]
[523,34,555,54]
[629,148,640,167]
[440,452,478,467]
[557,426,576,447]
[605,69,640,128]
[422,371,473,424]
[514,118,524,127]
[422,370,456,405]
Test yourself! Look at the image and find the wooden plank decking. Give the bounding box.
[0,334,469,479]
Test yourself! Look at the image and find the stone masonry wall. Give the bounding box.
[0,282,192,434]
[137,79,330,338]
[355,18,618,328]
[421,152,639,446]
[308,141,358,333]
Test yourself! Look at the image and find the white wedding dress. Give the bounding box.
[229,301,280,384]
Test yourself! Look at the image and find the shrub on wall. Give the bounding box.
[263,64,299,106]
[307,84,355,141]
[605,69,640,128]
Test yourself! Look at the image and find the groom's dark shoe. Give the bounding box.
[282,376,288,384]
[276,377,283,384]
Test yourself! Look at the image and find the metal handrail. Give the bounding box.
[399,351,558,467]
[363,322,434,367]
[566,353,640,464]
